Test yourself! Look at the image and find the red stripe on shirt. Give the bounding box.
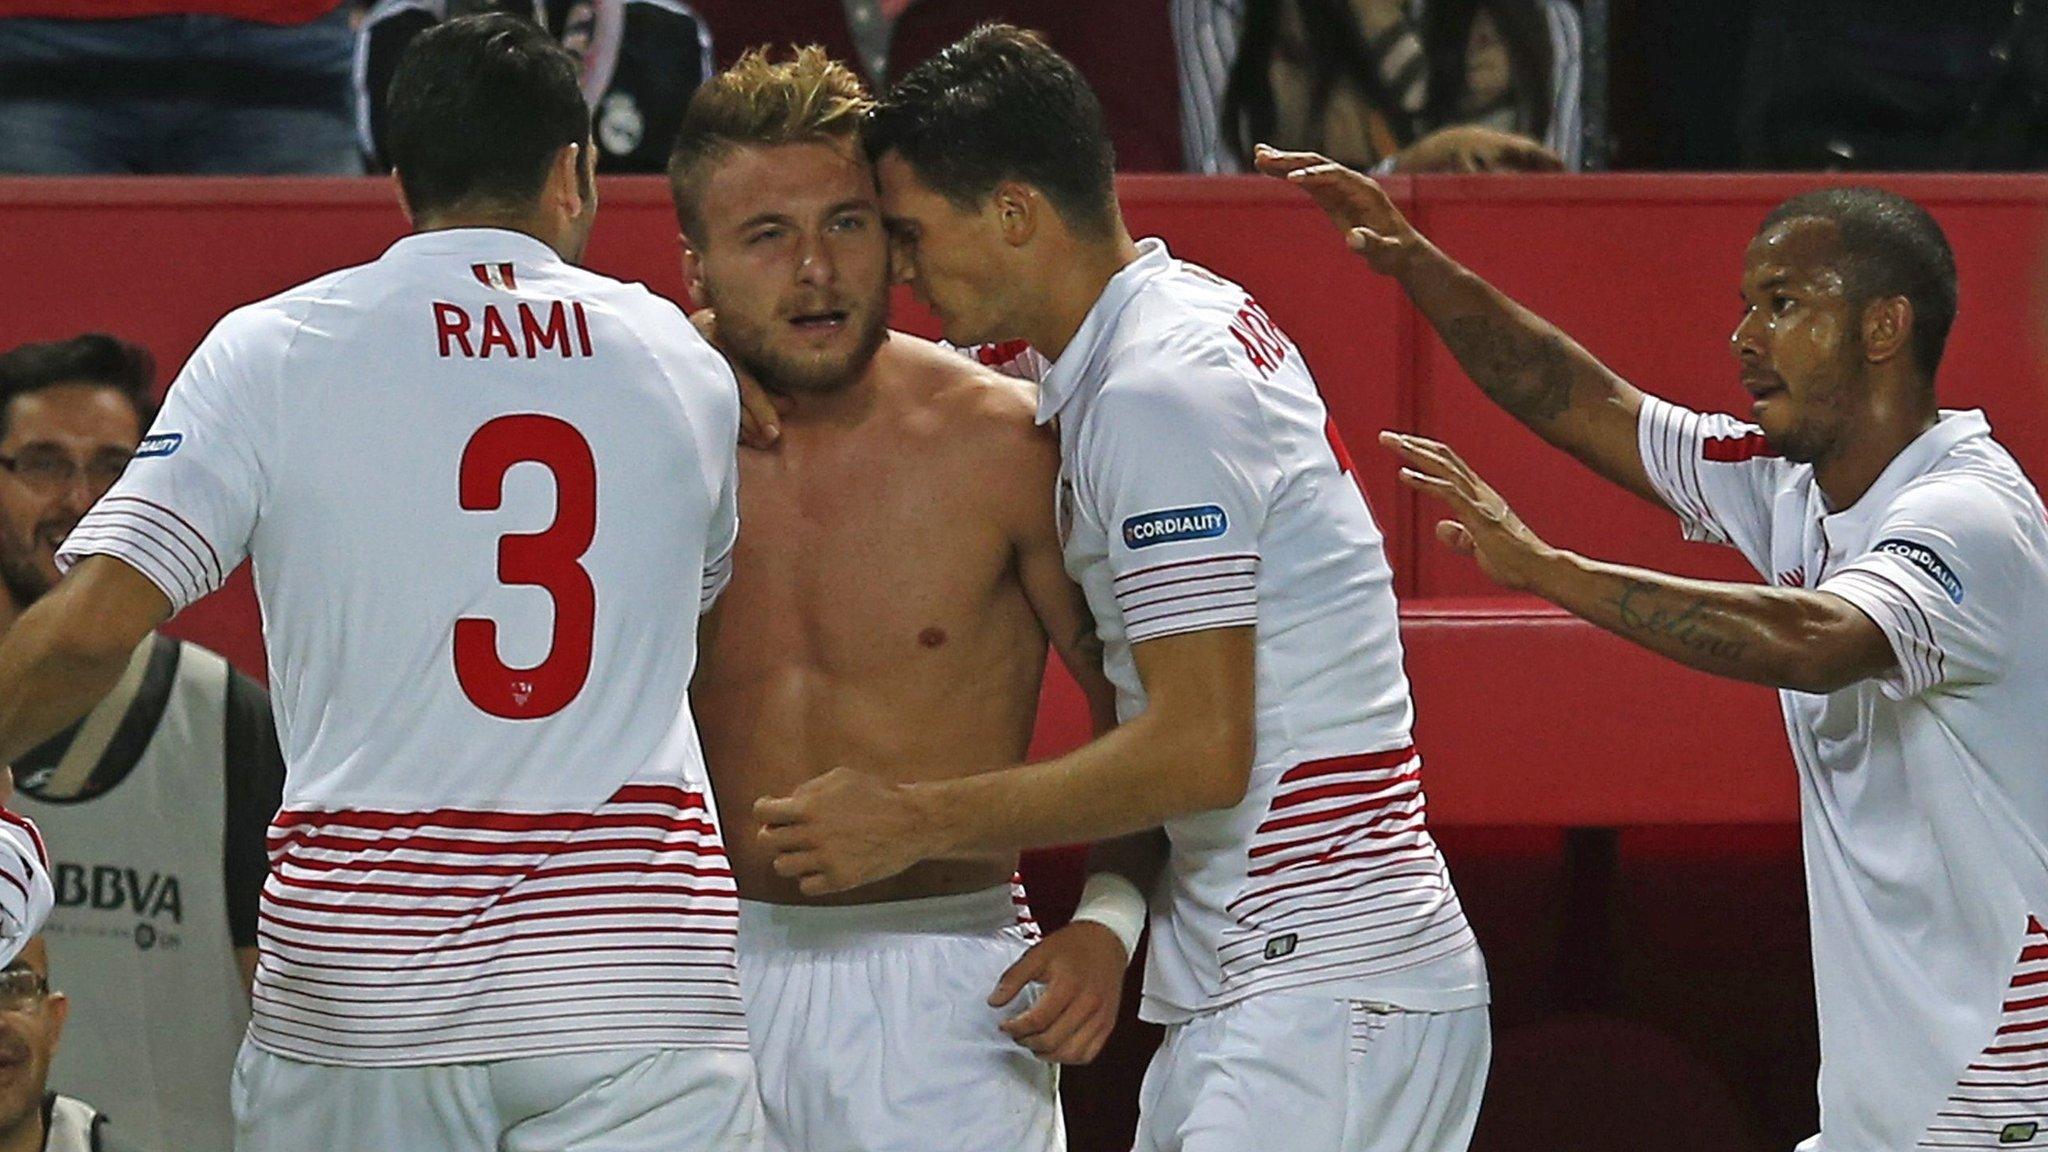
[1701,433,1779,463]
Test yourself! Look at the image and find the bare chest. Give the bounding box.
[718,440,1019,669]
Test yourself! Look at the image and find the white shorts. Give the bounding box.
[738,886,1065,1152]
[1134,994,1490,1152]
[232,1040,763,1152]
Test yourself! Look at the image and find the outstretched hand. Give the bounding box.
[1382,431,1553,590]
[1252,144,1424,275]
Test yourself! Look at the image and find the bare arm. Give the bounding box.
[0,556,170,765]
[1536,553,1895,693]
[1257,148,1661,504]
[1388,431,1896,693]
[1009,421,1119,735]
[756,626,1254,892]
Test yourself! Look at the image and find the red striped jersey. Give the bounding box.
[59,228,745,1065]
[1639,396,2048,1148]
[1036,239,1486,1023]
[0,810,51,966]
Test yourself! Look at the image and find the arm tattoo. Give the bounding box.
[1605,580,1750,662]
[1438,315,1577,425]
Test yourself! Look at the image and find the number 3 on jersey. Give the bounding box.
[454,414,596,719]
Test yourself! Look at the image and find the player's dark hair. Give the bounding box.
[384,13,591,218]
[1759,187,1959,380]
[863,24,1118,240]
[0,333,157,441]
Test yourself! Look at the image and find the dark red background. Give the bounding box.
[5,173,2044,1149]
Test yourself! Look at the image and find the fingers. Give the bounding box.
[1004,983,1104,1063]
[1250,144,1335,176]
[737,375,781,448]
[989,945,1049,1009]
[753,794,801,826]
[798,872,854,897]
[768,849,820,880]
[1435,519,1477,556]
[999,974,1072,1039]
[1380,430,1481,489]
[1378,430,1456,479]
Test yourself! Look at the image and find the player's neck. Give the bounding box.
[0,588,21,634]
[765,362,882,428]
[1026,225,1143,362]
[1813,383,1940,511]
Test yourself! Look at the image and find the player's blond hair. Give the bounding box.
[667,46,874,240]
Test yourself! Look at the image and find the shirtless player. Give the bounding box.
[666,50,1131,1152]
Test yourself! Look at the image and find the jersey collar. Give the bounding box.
[1822,408,1991,523]
[1037,237,1175,426]
[382,227,569,267]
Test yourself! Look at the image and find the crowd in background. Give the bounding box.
[2,0,2043,179]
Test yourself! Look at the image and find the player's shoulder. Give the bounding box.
[1106,262,1269,390]
[884,333,1037,419]
[880,333,1053,460]
[196,263,379,371]
[1888,452,2041,544]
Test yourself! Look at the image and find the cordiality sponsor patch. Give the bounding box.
[1874,537,1964,603]
[134,432,183,459]
[1122,504,1228,549]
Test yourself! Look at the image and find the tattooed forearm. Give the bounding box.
[1603,580,1750,662]
[1438,315,1577,425]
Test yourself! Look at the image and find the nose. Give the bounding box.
[1729,306,1766,364]
[53,469,104,518]
[795,233,835,289]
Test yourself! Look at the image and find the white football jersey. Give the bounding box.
[60,228,746,1067]
[1640,397,2048,1150]
[1038,239,1487,1023]
[0,812,51,967]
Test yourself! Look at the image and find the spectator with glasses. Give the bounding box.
[0,938,149,1152]
[0,334,283,1152]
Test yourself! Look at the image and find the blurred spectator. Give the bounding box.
[355,0,712,173]
[0,939,150,1152]
[1176,0,1580,172]
[0,1,361,175]
[691,0,1182,169]
[1737,0,2012,170]
[0,335,283,1152]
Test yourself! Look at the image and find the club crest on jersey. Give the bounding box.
[471,262,518,291]
[1875,538,1963,603]
[134,432,182,458]
[1122,505,1228,549]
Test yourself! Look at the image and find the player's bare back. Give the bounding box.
[695,333,1061,905]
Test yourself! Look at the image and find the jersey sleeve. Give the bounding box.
[1819,475,2023,700]
[700,441,738,615]
[222,666,285,950]
[0,810,52,966]
[1636,394,1792,574]
[1079,350,1279,645]
[57,310,272,614]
